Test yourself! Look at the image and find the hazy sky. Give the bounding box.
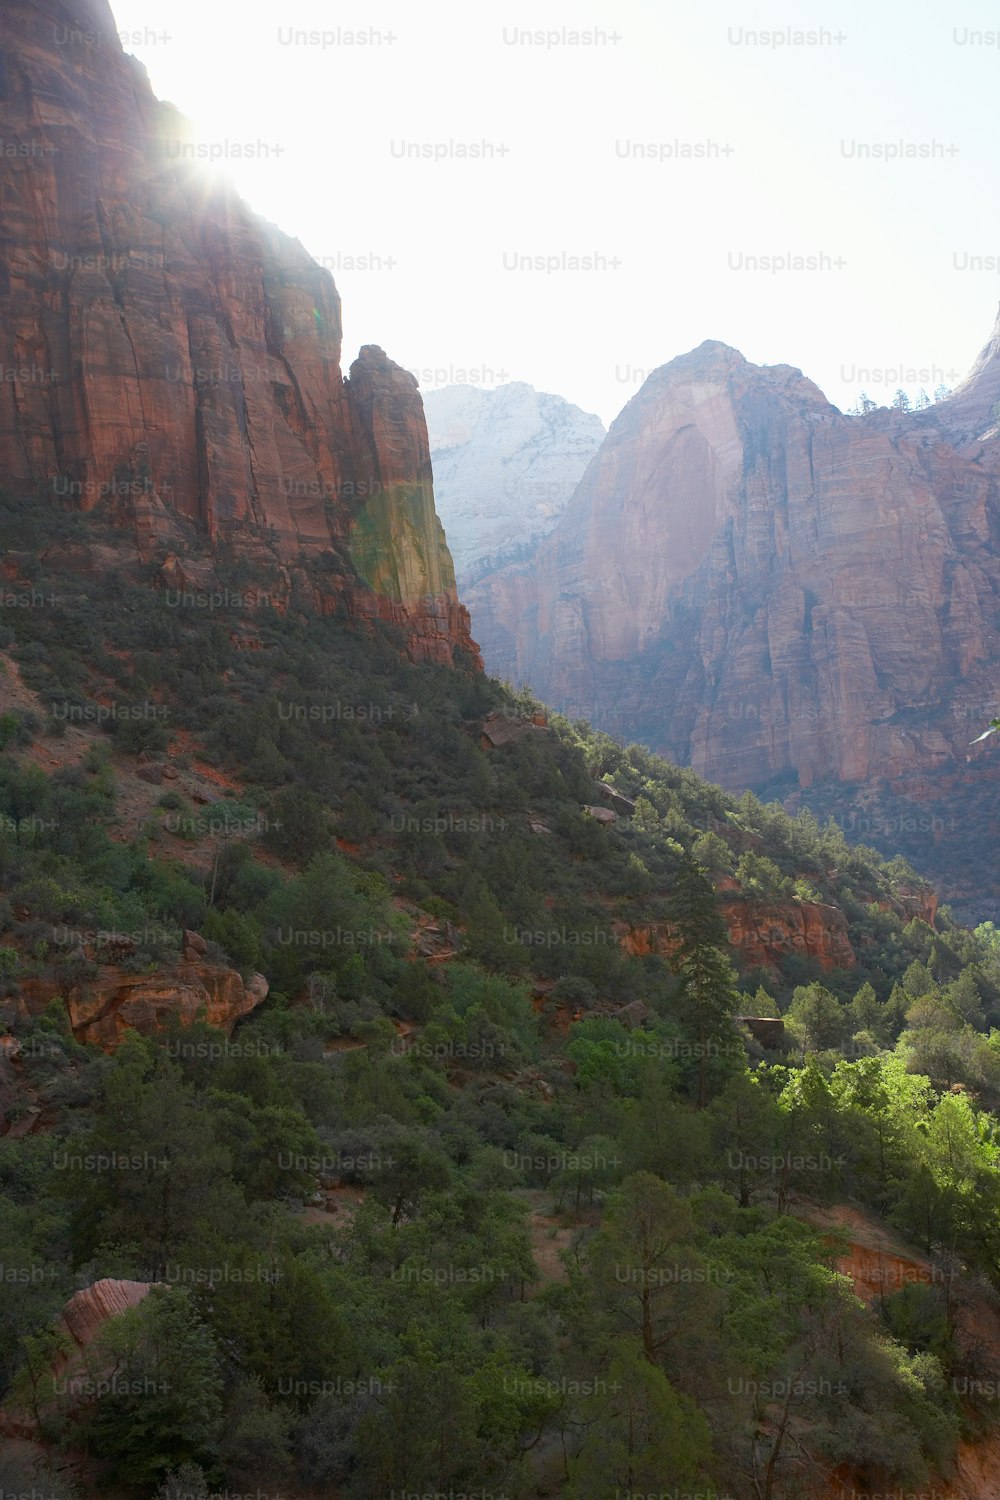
[107,0,1000,426]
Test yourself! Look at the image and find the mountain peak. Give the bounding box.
[425,384,605,583]
[945,303,1000,435]
[468,308,1000,915]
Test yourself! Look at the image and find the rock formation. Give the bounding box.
[15,943,269,1049]
[617,895,856,975]
[0,0,478,667]
[58,1277,152,1353]
[424,382,605,585]
[469,317,1000,916]
[0,1278,152,1438]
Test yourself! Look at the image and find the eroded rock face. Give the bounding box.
[736,1016,785,1049]
[16,959,268,1049]
[59,1278,152,1353]
[799,1205,1000,1500]
[0,0,478,667]
[0,1278,152,1437]
[720,897,856,972]
[468,323,1000,887]
[616,896,856,974]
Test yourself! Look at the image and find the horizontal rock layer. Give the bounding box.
[616,896,855,974]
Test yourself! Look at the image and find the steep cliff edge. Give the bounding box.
[0,0,479,666]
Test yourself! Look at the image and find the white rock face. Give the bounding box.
[424,382,605,585]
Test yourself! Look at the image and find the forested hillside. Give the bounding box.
[3,498,1000,1497]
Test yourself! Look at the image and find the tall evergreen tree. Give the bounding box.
[667,856,740,1107]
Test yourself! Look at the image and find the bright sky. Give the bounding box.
[108,0,1000,425]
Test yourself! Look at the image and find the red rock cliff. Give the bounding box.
[617,895,855,974]
[0,0,479,667]
[470,329,1000,785]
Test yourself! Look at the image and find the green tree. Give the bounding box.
[568,1339,711,1497]
[845,980,885,1039]
[587,1173,718,1365]
[708,1070,783,1208]
[61,1035,241,1276]
[263,784,328,860]
[735,851,792,899]
[785,982,845,1054]
[74,1285,223,1486]
[667,856,740,1107]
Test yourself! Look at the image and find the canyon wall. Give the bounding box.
[468,325,1000,914]
[0,0,478,666]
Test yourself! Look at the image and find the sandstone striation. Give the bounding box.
[58,1278,152,1353]
[0,1278,152,1438]
[0,0,478,667]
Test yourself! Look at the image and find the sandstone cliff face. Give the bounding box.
[0,1277,153,1440]
[57,1277,152,1353]
[720,896,856,972]
[0,0,478,667]
[798,1206,1000,1500]
[616,895,855,974]
[15,945,269,1049]
[470,330,1000,785]
[469,321,1000,912]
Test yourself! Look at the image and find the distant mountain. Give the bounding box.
[424,383,604,584]
[467,317,1000,918]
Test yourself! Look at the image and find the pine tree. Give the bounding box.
[666,856,740,1107]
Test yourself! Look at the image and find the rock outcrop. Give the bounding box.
[720,897,856,973]
[800,1206,1000,1500]
[15,952,268,1049]
[424,382,605,585]
[469,318,1000,915]
[0,0,478,667]
[735,1016,786,1049]
[617,896,856,974]
[0,1278,152,1438]
[58,1278,152,1353]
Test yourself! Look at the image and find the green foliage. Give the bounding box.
[73,1285,223,1485]
[666,856,742,1106]
[0,496,997,1497]
[785,982,847,1053]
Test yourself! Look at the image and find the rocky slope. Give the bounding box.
[801,1206,1000,1500]
[0,0,478,667]
[468,316,1000,916]
[424,383,605,585]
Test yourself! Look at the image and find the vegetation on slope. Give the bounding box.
[2,497,1000,1497]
